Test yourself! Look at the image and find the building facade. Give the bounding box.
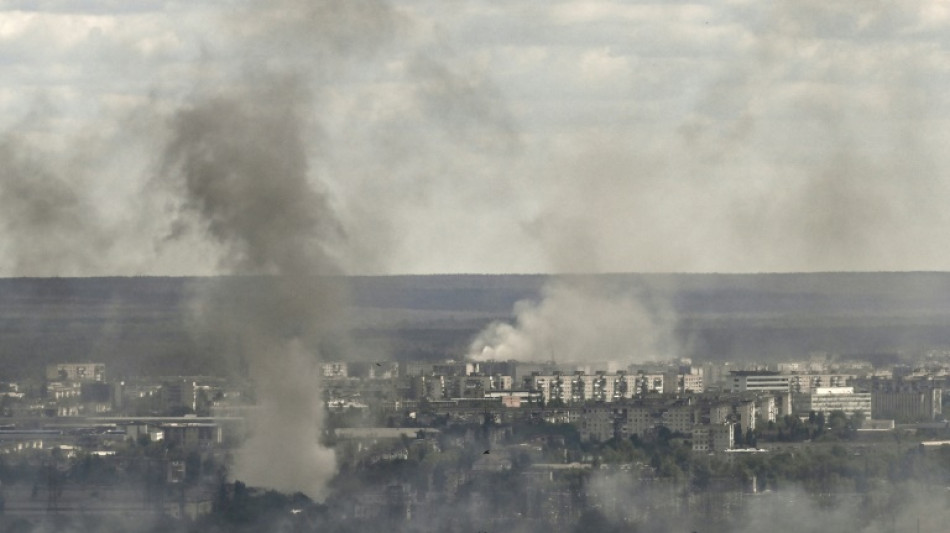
[46,363,105,382]
[730,371,790,393]
[792,387,871,418]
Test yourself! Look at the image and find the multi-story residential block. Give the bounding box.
[529,374,567,405]
[775,392,792,419]
[322,362,348,378]
[403,362,436,377]
[699,362,735,391]
[579,400,703,442]
[619,405,655,437]
[681,373,704,394]
[755,395,776,423]
[492,375,513,391]
[421,375,446,401]
[787,373,855,393]
[46,363,105,382]
[734,399,756,431]
[578,405,622,442]
[635,373,665,395]
[588,373,612,402]
[611,374,636,401]
[660,402,695,433]
[369,362,399,379]
[692,423,734,452]
[569,373,587,403]
[529,371,694,405]
[162,380,198,413]
[701,397,756,430]
[791,387,871,418]
[712,423,735,451]
[456,376,491,398]
[708,403,732,425]
[730,371,790,393]
[432,362,474,377]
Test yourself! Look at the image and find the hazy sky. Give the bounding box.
[2,0,950,276]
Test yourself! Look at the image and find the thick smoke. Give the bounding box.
[162,82,343,497]
[0,135,107,276]
[2,1,950,276]
[468,280,676,366]
[468,0,948,365]
[159,0,400,498]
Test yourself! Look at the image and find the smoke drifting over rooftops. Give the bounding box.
[468,280,677,367]
[2,0,950,499]
[465,0,950,366]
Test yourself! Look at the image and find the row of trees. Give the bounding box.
[756,410,865,443]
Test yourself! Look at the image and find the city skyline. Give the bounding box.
[2,2,950,531]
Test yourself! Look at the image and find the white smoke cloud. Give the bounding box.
[468,280,676,366]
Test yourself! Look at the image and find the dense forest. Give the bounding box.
[2,273,950,379]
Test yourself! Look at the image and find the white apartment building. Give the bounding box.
[788,374,855,393]
[792,387,871,418]
[529,373,638,404]
[636,373,665,395]
[730,372,790,393]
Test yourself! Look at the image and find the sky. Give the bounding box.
[2,0,950,276]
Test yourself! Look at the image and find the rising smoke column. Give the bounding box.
[162,80,345,497]
[158,0,402,499]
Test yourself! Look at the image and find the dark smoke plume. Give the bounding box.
[157,0,407,499]
[162,80,344,497]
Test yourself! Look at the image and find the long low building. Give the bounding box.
[729,371,790,393]
[791,387,871,418]
[872,388,942,422]
[334,427,440,440]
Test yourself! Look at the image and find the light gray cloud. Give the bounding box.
[2,0,950,275]
[468,279,678,365]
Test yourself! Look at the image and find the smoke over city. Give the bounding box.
[466,0,950,367]
[154,0,403,498]
[0,1,948,276]
[3,0,950,529]
[161,80,344,497]
[468,280,677,366]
